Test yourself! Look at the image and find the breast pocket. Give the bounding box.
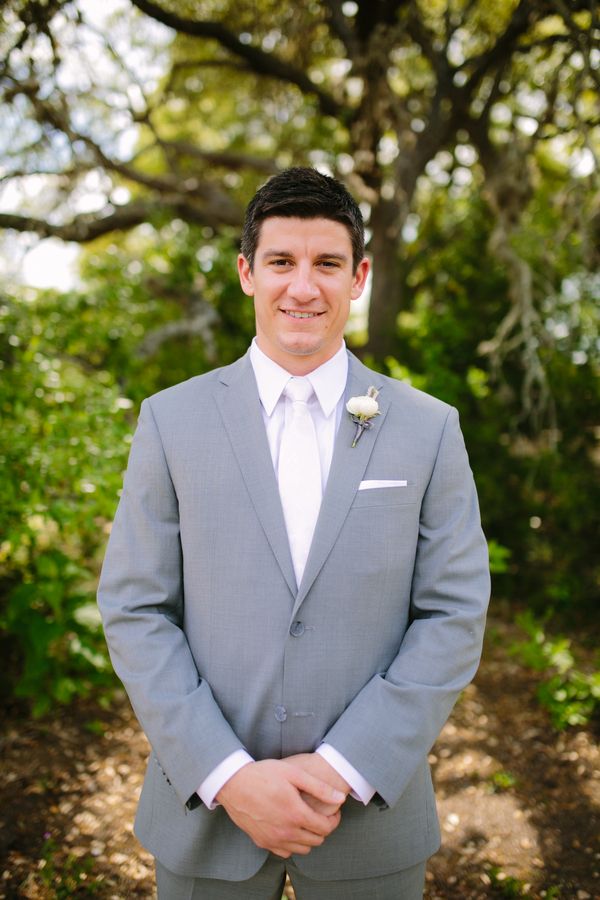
[351,483,419,508]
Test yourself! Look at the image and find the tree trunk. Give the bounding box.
[366,196,408,361]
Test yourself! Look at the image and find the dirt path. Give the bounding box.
[1,619,598,899]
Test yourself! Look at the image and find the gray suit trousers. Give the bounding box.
[155,855,426,899]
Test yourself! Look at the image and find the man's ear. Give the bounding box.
[350,257,370,301]
[237,254,254,296]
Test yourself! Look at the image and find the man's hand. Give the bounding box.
[216,759,346,858]
[286,753,350,816]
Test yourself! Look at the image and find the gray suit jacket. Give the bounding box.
[97,350,490,880]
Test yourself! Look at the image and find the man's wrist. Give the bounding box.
[197,749,254,809]
[316,744,375,805]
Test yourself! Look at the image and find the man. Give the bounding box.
[98,167,490,899]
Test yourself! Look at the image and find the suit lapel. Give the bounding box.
[292,354,389,616]
[214,353,297,598]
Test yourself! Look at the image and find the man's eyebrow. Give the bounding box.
[261,249,349,262]
[261,249,294,258]
[315,252,348,262]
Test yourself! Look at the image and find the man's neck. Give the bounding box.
[253,338,345,377]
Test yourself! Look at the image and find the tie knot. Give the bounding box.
[284,377,314,405]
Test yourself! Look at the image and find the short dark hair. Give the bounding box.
[241,167,365,272]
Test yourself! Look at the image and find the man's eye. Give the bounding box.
[271,259,291,267]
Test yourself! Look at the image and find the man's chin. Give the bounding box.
[278,337,324,358]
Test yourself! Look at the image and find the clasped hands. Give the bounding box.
[216,753,350,859]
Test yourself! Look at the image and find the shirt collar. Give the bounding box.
[249,339,348,418]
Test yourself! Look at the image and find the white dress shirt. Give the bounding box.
[198,340,375,808]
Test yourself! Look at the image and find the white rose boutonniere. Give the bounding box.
[346,386,380,448]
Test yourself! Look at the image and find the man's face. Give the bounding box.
[238,217,370,374]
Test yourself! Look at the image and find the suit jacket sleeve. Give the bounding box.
[97,398,245,808]
[322,406,490,807]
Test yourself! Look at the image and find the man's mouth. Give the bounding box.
[281,310,324,318]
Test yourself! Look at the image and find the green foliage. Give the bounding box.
[489,770,518,792]
[38,836,101,897]
[1,220,253,712]
[0,293,132,712]
[543,886,563,899]
[488,540,512,575]
[163,7,349,169]
[511,612,600,729]
[383,179,600,615]
[536,669,600,731]
[488,867,529,897]
[77,222,254,403]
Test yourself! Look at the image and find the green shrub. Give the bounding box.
[0,293,133,713]
[1,225,247,714]
[511,612,600,729]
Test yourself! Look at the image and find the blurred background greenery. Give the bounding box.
[0,0,598,723]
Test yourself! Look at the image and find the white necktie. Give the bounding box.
[278,377,322,586]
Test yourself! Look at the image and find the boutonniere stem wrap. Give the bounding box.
[346,386,380,448]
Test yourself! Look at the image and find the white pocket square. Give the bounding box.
[358,480,408,490]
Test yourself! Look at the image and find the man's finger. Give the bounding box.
[271,843,314,857]
[294,803,342,840]
[269,828,328,857]
[288,765,347,806]
[300,792,341,816]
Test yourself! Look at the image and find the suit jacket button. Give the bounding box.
[274,705,287,722]
[290,621,305,637]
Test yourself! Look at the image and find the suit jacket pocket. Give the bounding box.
[351,483,418,508]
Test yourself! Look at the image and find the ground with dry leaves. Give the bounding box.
[1,616,598,899]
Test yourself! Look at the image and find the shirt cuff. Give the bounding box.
[316,743,376,805]
[197,749,254,809]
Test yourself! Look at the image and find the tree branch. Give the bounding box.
[157,141,279,175]
[549,0,600,91]
[478,145,557,436]
[135,300,219,361]
[0,191,243,242]
[0,205,155,242]
[8,82,245,224]
[167,57,251,79]
[128,0,342,118]
[0,162,96,185]
[321,0,359,59]
[463,0,536,94]
[405,7,453,85]
[516,33,576,52]
[354,0,408,43]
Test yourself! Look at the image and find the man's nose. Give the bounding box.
[288,263,319,301]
